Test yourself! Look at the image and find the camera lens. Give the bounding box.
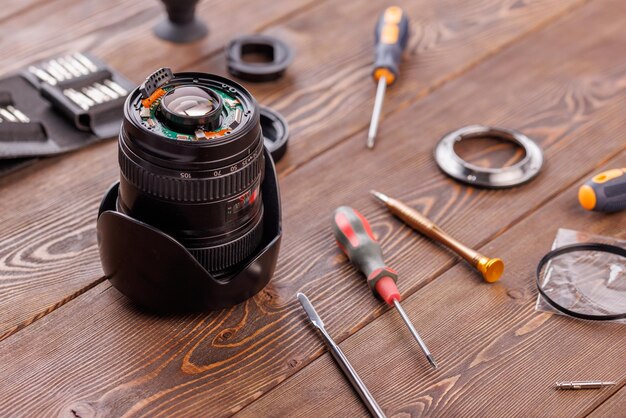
[118,69,265,276]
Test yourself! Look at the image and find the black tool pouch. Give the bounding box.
[0,53,133,176]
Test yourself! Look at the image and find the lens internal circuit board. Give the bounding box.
[139,86,246,141]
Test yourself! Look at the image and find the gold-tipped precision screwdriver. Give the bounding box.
[371,191,504,283]
[331,206,437,368]
[367,6,410,149]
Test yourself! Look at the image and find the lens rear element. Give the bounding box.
[160,85,223,132]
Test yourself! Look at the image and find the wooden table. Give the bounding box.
[0,0,624,416]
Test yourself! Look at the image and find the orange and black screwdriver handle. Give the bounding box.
[332,206,401,305]
[373,6,410,86]
[579,168,626,212]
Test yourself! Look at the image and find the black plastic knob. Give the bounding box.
[154,0,208,43]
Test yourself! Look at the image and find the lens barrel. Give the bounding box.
[118,71,265,275]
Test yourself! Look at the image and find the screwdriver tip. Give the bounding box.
[427,354,438,369]
[370,190,389,204]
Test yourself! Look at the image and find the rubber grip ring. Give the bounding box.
[188,205,265,274]
[226,35,293,82]
[118,141,264,203]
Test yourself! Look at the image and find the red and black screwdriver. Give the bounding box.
[331,206,437,369]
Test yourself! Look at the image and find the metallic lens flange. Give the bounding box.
[434,125,543,188]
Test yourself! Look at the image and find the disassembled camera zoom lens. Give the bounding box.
[118,68,266,274]
[434,125,544,188]
[227,35,293,82]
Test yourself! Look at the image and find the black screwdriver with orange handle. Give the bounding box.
[331,206,437,369]
[578,168,626,212]
[367,6,410,149]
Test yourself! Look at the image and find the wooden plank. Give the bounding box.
[0,0,591,341]
[236,151,626,418]
[1,0,625,416]
[225,0,589,173]
[0,0,314,341]
[0,0,49,23]
[587,386,626,417]
[0,0,315,79]
[0,0,588,338]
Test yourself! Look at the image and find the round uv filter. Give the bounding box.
[536,243,626,321]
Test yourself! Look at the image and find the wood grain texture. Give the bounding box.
[236,152,626,418]
[0,0,316,78]
[0,0,593,343]
[587,385,626,417]
[0,0,47,23]
[1,0,625,416]
[225,0,590,174]
[0,0,596,339]
[0,0,315,341]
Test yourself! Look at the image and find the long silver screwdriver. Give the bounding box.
[297,293,386,418]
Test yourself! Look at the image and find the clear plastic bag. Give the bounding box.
[535,228,626,323]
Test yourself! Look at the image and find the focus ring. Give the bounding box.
[119,143,264,203]
[188,206,264,272]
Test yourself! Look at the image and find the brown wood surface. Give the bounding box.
[1,0,625,417]
[236,150,626,418]
[0,0,315,340]
[0,0,591,343]
[589,385,626,417]
[208,0,591,173]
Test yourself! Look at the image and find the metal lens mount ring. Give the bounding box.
[434,125,544,188]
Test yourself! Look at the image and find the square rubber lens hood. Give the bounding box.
[96,147,281,311]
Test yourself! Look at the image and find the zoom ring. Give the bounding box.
[188,207,264,272]
[119,145,264,203]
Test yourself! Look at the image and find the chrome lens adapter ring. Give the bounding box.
[434,125,543,188]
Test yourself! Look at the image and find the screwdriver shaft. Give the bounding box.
[371,190,504,283]
[393,299,437,369]
[332,206,438,369]
[556,381,616,390]
[298,293,386,418]
[367,76,387,149]
[318,327,386,418]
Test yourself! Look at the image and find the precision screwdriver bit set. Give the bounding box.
[28,53,99,86]
[0,52,133,175]
[62,79,128,111]
[27,53,129,112]
[0,105,30,123]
